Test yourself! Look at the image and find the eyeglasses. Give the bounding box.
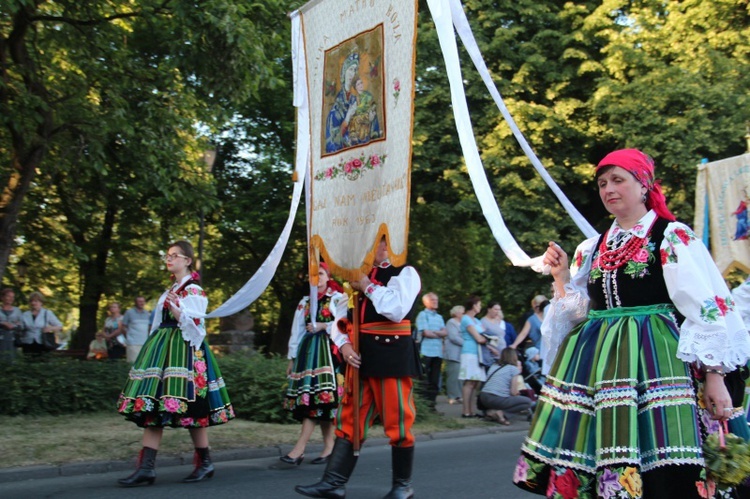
[163,253,188,262]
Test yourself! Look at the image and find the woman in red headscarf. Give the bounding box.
[513,149,750,498]
[282,262,348,466]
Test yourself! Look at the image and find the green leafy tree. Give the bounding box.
[1,0,291,347]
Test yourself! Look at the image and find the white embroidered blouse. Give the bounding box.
[287,290,348,359]
[151,274,208,349]
[541,210,750,373]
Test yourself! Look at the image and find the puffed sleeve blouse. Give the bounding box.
[151,274,208,349]
[289,290,349,358]
[541,209,750,372]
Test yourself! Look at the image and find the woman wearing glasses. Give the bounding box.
[116,241,234,487]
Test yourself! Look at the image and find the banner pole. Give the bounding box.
[352,291,361,456]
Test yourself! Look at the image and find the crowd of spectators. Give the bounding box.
[0,287,150,362]
[415,291,548,424]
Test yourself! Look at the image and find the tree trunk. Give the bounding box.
[0,5,54,282]
[71,204,118,350]
[0,152,41,281]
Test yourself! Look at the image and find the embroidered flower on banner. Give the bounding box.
[393,78,401,104]
[314,153,387,182]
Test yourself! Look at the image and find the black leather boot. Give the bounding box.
[295,438,358,498]
[383,446,414,499]
[118,447,157,487]
[183,447,215,483]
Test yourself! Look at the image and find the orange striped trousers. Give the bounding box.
[335,376,416,448]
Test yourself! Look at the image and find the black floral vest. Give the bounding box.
[587,218,671,310]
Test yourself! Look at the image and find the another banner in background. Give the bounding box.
[694,153,750,276]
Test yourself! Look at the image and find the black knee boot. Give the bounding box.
[118,447,157,487]
[295,438,359,498]
[183,447,215,483]
[383,446,414,499]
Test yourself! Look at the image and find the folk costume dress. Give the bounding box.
[730,278,750,426]
[117,274,234,428]
[284,289,347,421]
[513,210,750,499]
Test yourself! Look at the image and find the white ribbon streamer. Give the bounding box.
[448,0,596,239]
[428,0,546,270]
[204,14,309,318]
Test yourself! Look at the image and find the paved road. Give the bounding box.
[0,431,535,498]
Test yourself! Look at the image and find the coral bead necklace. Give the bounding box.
[597,219,657,272]
[597,233,644,271]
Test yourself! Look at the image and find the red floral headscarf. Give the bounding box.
[596,149,676,222]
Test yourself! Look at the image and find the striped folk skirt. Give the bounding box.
[117,326,234,428]
[513,304,710,499]
[284,331,343,421]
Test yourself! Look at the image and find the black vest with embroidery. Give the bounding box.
[356,265,421,378]
[160,279,199,328]
[587,218,671,310]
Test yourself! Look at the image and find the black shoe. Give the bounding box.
[295,439,358,498]
[382,446,414,499]
[281,454,305,466]
[118,447,157,487]
[183,447,215,483]
[310,455,330,465]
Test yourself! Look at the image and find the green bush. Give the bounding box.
[0,356,132,415]
[0,352,436,426]
[218,352,296,424]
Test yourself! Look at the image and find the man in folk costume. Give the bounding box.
[296,236,422,499]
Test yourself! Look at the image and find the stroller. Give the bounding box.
[518,345,544,396]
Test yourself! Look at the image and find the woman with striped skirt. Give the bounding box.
[282,262,347,466]
[513,150,750,498]
[117,240,234,487]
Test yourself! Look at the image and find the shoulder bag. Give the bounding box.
[40,310,59,351]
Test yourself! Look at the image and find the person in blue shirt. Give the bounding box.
[458,296,489,418]
[416,292,446,409]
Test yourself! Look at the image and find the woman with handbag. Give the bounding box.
[116,240,234,487]
[102,302,126,360]
[20,291,62,355]
[281,262,347,466]
[0,288,22,360]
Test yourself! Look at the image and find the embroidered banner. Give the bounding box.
[297,0,418,280]
[694,153,750,275]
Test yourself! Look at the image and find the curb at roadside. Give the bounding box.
[0,425,525,484]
